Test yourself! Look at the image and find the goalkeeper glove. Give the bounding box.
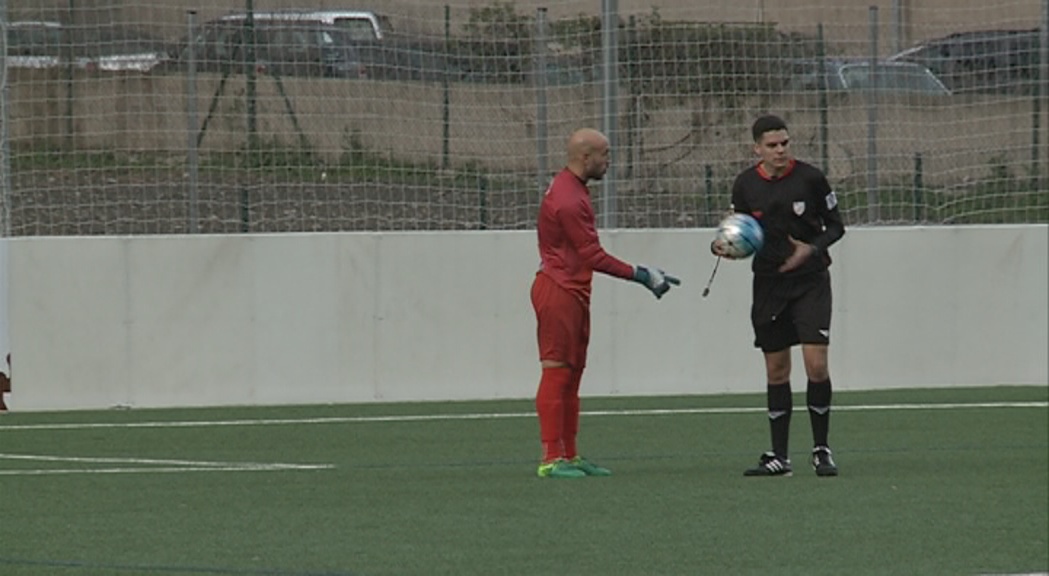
[633,265,681,299]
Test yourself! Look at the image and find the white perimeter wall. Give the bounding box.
[6,225,1048,411]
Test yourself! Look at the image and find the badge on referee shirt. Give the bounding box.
[826,190,838,210]
[793,201,806,216]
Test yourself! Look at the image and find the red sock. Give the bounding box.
[536,367,572,462]
[561,369,583,459]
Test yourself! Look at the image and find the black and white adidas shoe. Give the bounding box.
[812,446,839,477]
[743,451,793,477]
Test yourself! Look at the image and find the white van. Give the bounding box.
[303,11,392,42]
[221,10,391,42]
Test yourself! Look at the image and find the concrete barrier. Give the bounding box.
[6,225,1047,411]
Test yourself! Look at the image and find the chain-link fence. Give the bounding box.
[1,0,1046,235]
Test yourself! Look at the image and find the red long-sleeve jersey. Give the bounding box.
[536,169,634,303]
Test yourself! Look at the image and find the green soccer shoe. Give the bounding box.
[537,459,587,479]
[570,456,612,476]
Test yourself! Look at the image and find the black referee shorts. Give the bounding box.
[751,270,832,353]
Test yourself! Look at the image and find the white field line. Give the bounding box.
[0,401,1045,432]
[0,465,333,476]
[0,401,1044,478]
[0,452,332,469]
[0,453,334,477]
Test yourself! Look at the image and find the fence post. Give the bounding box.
[442,5,450,171]
[817,22,829,175]
[65,0,75,151]
[0,0,8,409]
[240,0,256,235]
[890,0,904,54]
[0,0,10,236]
[240,189,249,233]
[1035,0,1049,190]
[243,0,258,161]
[866,6,880,223]
[535,7,549,196]
[600,0,619,228]
[913,152,924,223]
[478,172,488,230]
[704,165,714,226]
[186,11,200,234]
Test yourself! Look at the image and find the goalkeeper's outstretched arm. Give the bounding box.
[560,200,680,299]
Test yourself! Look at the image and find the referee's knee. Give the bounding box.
[806,366,830,382]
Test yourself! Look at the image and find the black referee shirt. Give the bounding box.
[730,159,845,278]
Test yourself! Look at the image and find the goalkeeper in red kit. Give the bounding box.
[531,128,680,478]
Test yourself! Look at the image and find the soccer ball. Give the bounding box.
[714,213,764,259]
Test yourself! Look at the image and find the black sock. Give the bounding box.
[807,379,832,448]
[767,382,792,460]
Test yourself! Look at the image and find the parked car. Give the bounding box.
[172,13,367,79]
[231,9,456,83]
[355,40,459,82]
[5,21,62,68]
[888,28,1042,95]
[279,9,393,41]
[787,58,952,95]
[5,20,171,72]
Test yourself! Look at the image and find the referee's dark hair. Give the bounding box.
[752,114,788,141]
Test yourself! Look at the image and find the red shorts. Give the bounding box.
[531,272,590,369]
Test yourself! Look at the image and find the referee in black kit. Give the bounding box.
[712,114,846,477]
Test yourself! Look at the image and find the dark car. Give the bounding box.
[888,28,1041,95]
[5,21,63,68]
[254,10,456,83]
[351,38,460,82]
[6,20,171,72]
[787,58,952,95]
[173,14,367,79]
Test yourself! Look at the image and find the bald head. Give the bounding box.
[566,128,610,182]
